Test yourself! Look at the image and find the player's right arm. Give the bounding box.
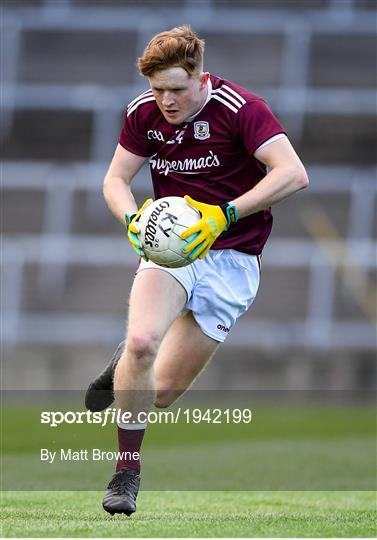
[103,144,148,225]
[103,144,152,260]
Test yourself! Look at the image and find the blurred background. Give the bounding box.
[2,0,376,392]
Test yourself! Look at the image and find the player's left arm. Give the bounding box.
[182,137,308,260]
[231,136,309,219]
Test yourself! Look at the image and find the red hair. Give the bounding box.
[138,25,205,77]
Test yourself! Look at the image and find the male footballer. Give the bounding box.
[85,25,309,515]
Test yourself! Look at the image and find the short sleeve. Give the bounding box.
[236,100,286,156]
[118,109,150,157]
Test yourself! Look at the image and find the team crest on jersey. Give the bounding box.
[194,121,210,140]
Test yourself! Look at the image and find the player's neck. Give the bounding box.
[186,78,212,122]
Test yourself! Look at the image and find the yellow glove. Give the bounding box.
[181,195,238,260]
[125,198,153,260]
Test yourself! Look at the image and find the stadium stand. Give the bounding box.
[2,0,376,390]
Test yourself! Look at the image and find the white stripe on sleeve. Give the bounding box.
[255,133,287,151]
[127,96,156,116]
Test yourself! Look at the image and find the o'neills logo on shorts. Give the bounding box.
[149,151,221,176]
[217,324,230,333]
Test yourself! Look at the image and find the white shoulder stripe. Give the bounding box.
[213,88,244,109]
[212,94,239,114]
[127,89,153,110]
[222,84,246,105]
[127,96,156,117]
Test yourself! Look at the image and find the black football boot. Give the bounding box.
[85,340,125,412]
[102,467,140,516]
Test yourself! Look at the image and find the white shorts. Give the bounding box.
[137,249,261,342]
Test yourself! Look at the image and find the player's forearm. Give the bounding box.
[230,165,309,219]
[103,175,138,225]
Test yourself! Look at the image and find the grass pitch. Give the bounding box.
[1,490,376,537]
[2,401,376,536]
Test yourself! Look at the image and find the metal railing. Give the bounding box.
[2,162,376,349]
[1,4,376,157]
[1,2,376,350]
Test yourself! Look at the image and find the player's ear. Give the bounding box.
[199,72,210,88]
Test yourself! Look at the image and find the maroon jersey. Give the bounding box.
[119,74,286,255]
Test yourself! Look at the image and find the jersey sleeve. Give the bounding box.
[235,100,287,156]
[118,108,150,157]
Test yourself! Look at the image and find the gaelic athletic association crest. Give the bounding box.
[194,121,210,140]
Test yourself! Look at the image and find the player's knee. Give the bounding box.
[126,333,160,367]
[154,389,178,408]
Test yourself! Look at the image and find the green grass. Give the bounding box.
[1,490,376,537]
[2,402,376,536]
[2,404,376,491]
